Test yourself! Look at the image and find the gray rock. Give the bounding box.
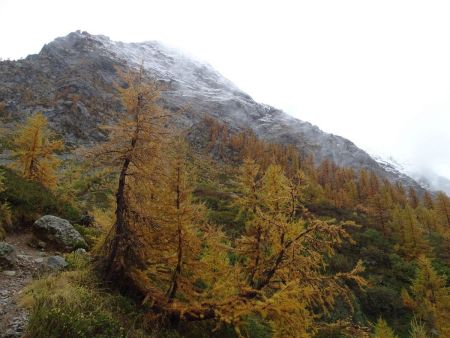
[38,255,68,273]
[33,215,87,251]
[2,270,16,276]
[0,242,16,269]
[74,248,87,254]
[36,240,47,249]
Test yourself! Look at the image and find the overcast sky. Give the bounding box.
[1,0,450,179]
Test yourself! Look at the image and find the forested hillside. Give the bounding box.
[0,70,448,338]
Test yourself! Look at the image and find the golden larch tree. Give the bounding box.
[368,186,394,237]
[373,318,397,338]
[232,160,366,336]
[435,192,450,227]
[92,72,367,336]
[408,187,420,209]
[422,191,434,210]
[390,205,429,259]
[89,69,168,284]
[142,138,205,302]
[11,112,63,188]
[408,318,429,338]
[402,255,450,337]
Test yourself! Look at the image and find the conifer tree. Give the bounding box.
[343,178,359,208]
[111,155,366,336]
[402,256,450,336]
[93,81,367,335]
[408,187,420,209]
[368,172,381,197]
[422,191,434,210]
[368,187,393,237]
[393,182,408,207]
[11,112,64,188]
[373,318,397,338]
[89,70,217,324]
[415,206,439,235]
[357,169,370,203]
[89,69,168,283]
[409,318,429,338]
[435,192,450,227]
[233,160,366,336]
[318,159,332,187]
[150,138,204,301]
[390,206,429,259]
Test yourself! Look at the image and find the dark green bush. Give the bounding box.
[239,315,272,338]
[329,253,355,273]
[360,286,403,318]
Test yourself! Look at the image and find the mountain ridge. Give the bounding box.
[373,154,450,195]
[0,31,423,191]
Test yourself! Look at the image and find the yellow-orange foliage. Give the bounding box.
[390,205,429,259]
[402,256,450,337]
[231,160,366,336]
[373,318,398,338]
[87,69,168,282]
[94,75,367,336]
[91,86,450,337]
[11,112,63,188]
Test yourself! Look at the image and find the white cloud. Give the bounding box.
[1,0,449,179]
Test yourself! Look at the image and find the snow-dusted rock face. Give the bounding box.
[0,31,422,190]
[374,155,450,194]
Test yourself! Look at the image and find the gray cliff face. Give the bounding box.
[0,31,422,189]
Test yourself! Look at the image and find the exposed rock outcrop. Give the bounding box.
[0,31,424,190]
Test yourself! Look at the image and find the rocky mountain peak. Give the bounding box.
[0,31,424,191]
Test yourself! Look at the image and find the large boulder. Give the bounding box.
[33,215,87,251]
[0,242,17,269]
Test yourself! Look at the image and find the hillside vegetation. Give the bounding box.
[0,70,448,338]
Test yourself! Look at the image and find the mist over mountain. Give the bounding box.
[414,173,450,195]
[0,31,430,192]
[373,154,450,195]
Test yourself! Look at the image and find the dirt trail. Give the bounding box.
[0,233,46,338]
